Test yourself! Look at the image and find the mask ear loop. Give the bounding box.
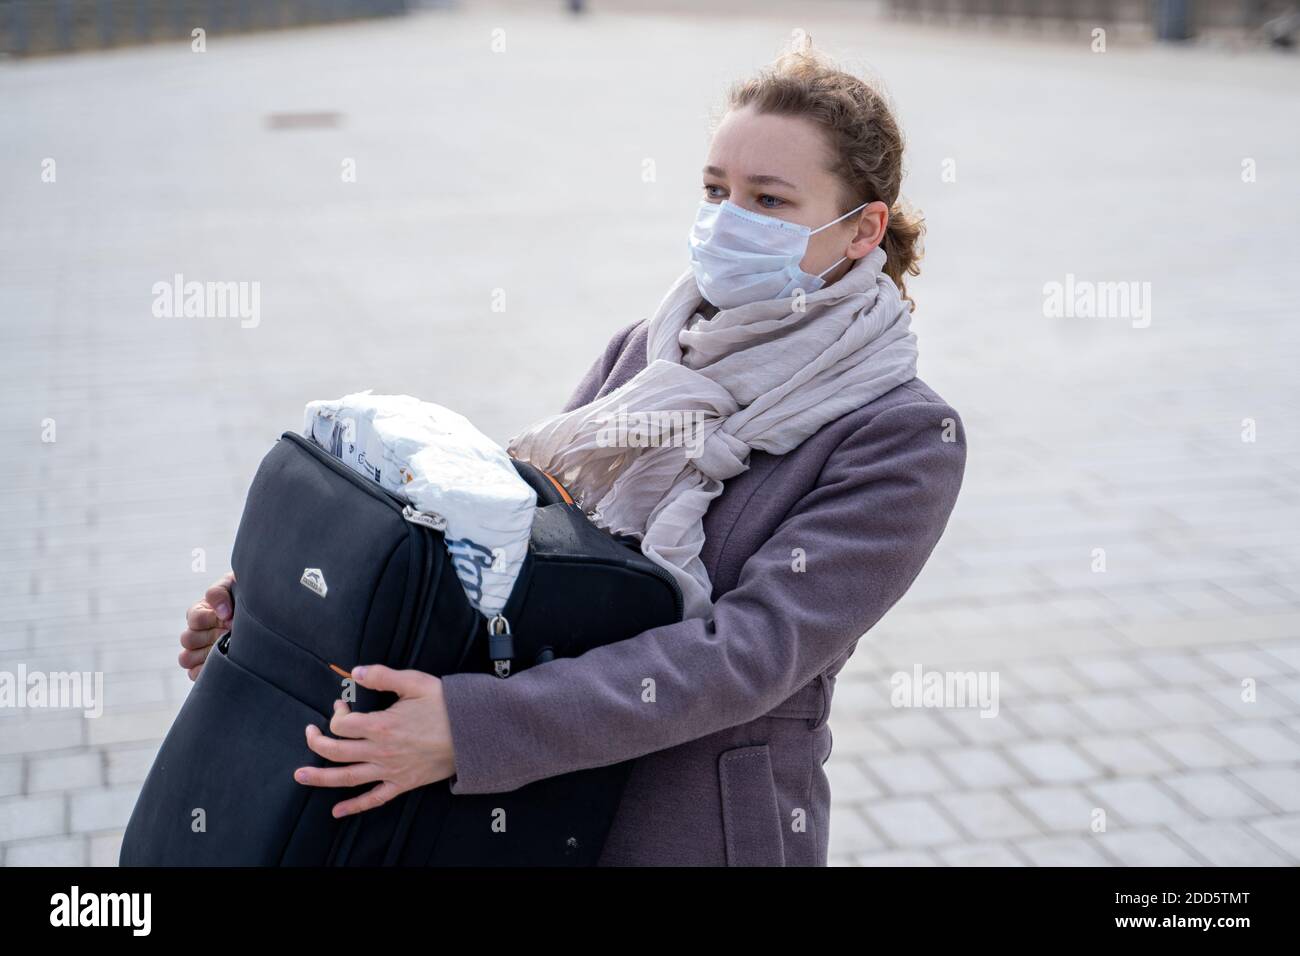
[810,199,870,280]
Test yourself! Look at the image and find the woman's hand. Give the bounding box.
[179,571,236,681]
[294,664,457,818]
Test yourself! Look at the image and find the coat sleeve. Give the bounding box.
[559,319,643,413]
[440,398,967,794]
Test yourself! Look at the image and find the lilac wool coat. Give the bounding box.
[439,316,967,866]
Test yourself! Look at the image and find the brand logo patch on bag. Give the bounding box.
[300,568,328,598]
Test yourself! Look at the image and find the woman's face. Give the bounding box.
[701,104,888,285]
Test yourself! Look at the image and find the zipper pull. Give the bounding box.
[487,614,514,678]
[402,504,448,532]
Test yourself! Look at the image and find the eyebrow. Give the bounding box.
[703,165,800,191]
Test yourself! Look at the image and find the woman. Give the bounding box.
[178,46,966,866]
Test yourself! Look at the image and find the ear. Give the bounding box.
[847,201,890,257]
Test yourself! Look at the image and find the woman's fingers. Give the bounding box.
[177,641,213,670]
[304,722,377,765]
[179,570,236,675]
[293,761,383,790]
[328,705,383,740]
[185,602,223,633]
[350,663,432,699]
[204,572,236,622]
[179,619,221,651]
[329,780,403,819]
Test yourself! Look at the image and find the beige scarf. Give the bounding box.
[506,245,918,621]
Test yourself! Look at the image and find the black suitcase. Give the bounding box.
[120,430,682,866]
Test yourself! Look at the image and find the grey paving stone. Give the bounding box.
[1069,694,1164,734]
[937,842,1027,867]
[1214,722,1300,763]
[3,0,1300,868]
[933,747,1025,789]
[1138,687,1233,726]
[861,752,953,796]
[1005,741,1103,785]
[1132,650,1228,687]
[1016,835,1111,867]
[852,849,939,867]
[68,786,140,835]
[1075,735,1176,776]
[938,708,1031,747]
[1098,829,1203,866]
[1068,656,1157,692]
[0,758,22,798]
[824,758,883,803]
[824,721,893,758]
[1088,779,1197,828]
[1200,648,1290,680]
[1200,678,1300,719]
[4,835,87,867]
[89,830,125,867]
[1147,729,1253,770]
[104,743,161,787]
[826,804,885,855]
[1168,822,1291,866]
[1229,766,1300,813]
[862,798,963,849]
[1159,771,1271,820]
[1247,814,1300,863]
[1003,661,1091,698]
[27,751,102,793]
[0,794,65,842]
[84,708,178,747]
[1258,642,1300,674]
[872,709,965,751]
[0,718,83,756]
[936,791,1040,841]
[1013,786,1100,834]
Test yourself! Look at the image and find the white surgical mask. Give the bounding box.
[687,198,868,309]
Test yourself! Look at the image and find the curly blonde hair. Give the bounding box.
[726,42,925,310]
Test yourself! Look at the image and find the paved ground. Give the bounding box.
[1,0,1298,866]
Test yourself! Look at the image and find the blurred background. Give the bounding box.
[1,0,1298,866]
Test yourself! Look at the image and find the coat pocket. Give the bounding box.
[718,744,786,866]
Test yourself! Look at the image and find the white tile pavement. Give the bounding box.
[1,0,1298,866]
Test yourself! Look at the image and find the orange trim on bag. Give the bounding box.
[540,470,575,505]
[329,664,352,679]
[511,453,575,505]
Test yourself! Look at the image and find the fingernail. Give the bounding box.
[353,666,367,680]
[295,769,308,782]
[216,604,230,618]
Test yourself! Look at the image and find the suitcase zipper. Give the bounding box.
[402,504,448,532]
[284,432,449,867]
[283,431,411,516]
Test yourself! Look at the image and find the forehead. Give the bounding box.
[707,105,837,190]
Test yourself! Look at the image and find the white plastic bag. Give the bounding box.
[303,391,536,617]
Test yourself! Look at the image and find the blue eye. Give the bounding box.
[758,194,784,209]
[703,184,725,200]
